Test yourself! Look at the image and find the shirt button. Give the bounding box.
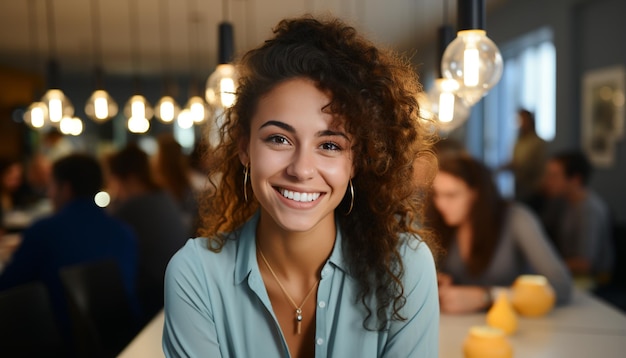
[318,301,326,308]
[316,338,324,346]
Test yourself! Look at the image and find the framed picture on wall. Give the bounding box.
[581,65,625,167]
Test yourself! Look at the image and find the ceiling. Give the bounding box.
[0,0,507,77]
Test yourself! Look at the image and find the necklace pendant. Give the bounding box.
[296,308,303,335]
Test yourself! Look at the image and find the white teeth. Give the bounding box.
[279,188,321,202]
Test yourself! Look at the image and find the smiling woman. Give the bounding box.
[162,15,440,358]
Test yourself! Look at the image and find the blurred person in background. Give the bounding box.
[41,128,74,163]
[153,133,198,236]
[0,157,27,212]
[542,150,613,286]
[187,139,212,194]
[106,143,188,324]
[0,153,138,347]
[427,155,571,314]
[500,109,548,209]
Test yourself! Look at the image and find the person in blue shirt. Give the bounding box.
[163,15,440,357]
[0,153,138,347]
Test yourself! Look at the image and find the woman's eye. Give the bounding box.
[321,142,341,151]
[265,135,290,145]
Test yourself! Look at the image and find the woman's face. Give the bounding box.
[432,171,476,227]
[240,77,353,234]
[2,163,23,192]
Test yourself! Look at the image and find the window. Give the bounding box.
[466,27,556,198]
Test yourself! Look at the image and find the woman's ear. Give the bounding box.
[238,137,250,165]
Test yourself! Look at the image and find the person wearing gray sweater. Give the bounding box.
[427,155,572,314]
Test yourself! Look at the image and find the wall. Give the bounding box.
[416,0,626,224]
[486,0,626,224]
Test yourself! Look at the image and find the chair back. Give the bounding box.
[0,281,67,357]
[60,259,138,358]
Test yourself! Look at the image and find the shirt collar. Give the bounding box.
[234,212,349,285]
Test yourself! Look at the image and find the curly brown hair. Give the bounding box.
[197,15,438,330]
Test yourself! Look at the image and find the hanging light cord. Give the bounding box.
[129,0,141,91]
[90,0,103,68]
[27,0,40,73]
[222,0,229,22]
[187,0,199,90]
[159,0,172,88]
[45,0,57,59]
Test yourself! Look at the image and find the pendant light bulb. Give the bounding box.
[176,108,194,129]
[441,29,503,106]
[155,95,180,123]
[85,89,118,122]
[60,116,83,136]
[124,95,152,133]
[24,102,48,129]
[185,96,210,124]
[427,78,471,132]
[206,63,237,109]
[40,89,74,124]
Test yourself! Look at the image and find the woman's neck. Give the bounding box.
[255,211,335,283]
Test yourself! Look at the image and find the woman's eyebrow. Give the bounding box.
[259,120,294,132]
[260,120,349,140]
[318,129,348,140]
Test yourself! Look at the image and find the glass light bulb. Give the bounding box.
[463,47,480,87]
[177,109,194,129]
[185,96,210,124]
[124,95,153,121]
[41,89,74,124]
[69,117,83,136]
[438,92,456,123]
[24,102,48,129]
[206,64,237,109]
[442,29,503,106]
[94,97,108,119]
[132,101,145,118]
[427,78,471,132]
[49,99,62,122]
[85,89,118,122]
[59,116,74,135]
[128,116,150,133]
[155,96,180,123]
[219,78,236,108]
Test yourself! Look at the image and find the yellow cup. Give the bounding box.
[463,325,513,358]
[511,275,556,317]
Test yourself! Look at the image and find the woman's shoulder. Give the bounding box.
[167,237,238,279]
[397,233,437,283]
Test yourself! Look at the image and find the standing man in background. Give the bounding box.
[502,109,548,207]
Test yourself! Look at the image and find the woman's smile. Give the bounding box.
[276,187,322,203]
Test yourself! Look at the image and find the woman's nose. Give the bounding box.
[286,148,316,180]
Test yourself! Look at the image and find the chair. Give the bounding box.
[0,281,67,357]
[60,259,139,358]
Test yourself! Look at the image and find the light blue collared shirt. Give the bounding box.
[163,213,439,357]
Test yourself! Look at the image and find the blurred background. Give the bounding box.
[0,0,623,227]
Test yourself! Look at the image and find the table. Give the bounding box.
[440,289,626,358]
[118,290,626,357]
[118,309,165,358]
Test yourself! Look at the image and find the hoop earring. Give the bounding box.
[243,163,249,202]
[345,179,354,215]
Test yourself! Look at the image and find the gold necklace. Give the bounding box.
[258,247,320,335]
